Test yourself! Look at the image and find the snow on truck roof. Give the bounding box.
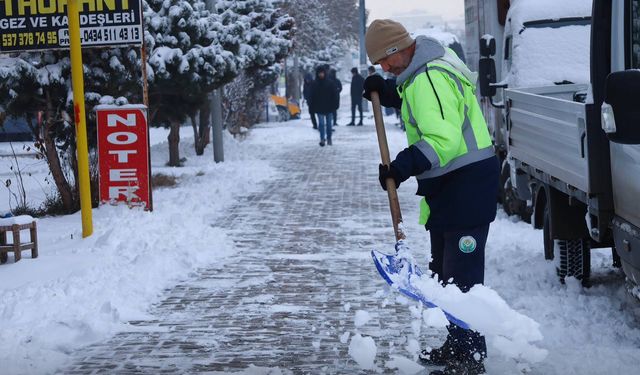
[504,0,593,88]
[508,0,592,27]
[410,28,458,47]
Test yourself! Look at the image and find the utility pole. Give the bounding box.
[206,0,224,163]
[359,0,369,112]
[211,89,224,163]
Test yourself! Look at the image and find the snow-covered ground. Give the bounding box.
[0,126,278,373]
[0,90,639,374]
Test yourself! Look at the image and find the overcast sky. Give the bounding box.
[365,0,464,23]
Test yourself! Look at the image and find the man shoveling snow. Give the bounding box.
[363,19,500,375]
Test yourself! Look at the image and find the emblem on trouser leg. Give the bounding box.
[459,236,477,253]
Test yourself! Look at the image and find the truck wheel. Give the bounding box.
[500,161,531,222]
[543,206,591,286]
[556,239,591,287]
[503,177,532,222]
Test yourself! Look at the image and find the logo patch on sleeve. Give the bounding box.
[459,236,477,253]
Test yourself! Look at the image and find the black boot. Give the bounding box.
[429,358,485,375]
[419,340,455,366]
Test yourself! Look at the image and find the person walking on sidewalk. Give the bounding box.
[303,72,318,129]
[347,67,364,126]
[328,68,342,127]
[363,19,499,375]
[310,65,339,146]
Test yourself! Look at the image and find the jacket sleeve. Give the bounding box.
[392,70,465,178]
[379,78,402,109]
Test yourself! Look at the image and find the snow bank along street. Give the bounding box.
[1,110,639,374]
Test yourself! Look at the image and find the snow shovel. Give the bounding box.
[369,91,470,329]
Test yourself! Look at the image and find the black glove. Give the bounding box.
[378,164,401,191]
[363,75,386,101]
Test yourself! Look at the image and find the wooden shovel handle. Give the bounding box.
[371,91,406,241]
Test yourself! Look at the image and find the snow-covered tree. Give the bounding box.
[0,53,94,213]
[280,0,359,100]
[217,0,293,133]
[144,0,242,166]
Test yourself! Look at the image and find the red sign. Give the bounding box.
[97,105,151,209]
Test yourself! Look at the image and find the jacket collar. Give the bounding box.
[396,36,445,87]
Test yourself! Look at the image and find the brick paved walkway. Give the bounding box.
[63,121,443,374]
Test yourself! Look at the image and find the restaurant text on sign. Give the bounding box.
[97,105,151,209]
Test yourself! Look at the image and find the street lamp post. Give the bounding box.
[359,0,369,112]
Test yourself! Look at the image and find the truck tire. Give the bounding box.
[503,176,531,221]
[556,238,591,287]
[543,205,591,286]
[500,161,531,222]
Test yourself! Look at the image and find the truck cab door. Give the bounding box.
[606,0,640,230]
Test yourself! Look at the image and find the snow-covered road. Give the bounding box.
[1,106,639,374]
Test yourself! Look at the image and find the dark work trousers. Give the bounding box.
[351,100,363,124]
[332,110,338,125]
[428,223,489,362]
[309,109,317,129]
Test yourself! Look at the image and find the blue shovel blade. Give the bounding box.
[372,249,470,330]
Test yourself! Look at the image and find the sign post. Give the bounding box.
[96,106,151,210]
[67,0,92,237]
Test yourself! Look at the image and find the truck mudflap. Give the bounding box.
[612,216,640,287]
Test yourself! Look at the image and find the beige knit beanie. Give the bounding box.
[365,19,414,64]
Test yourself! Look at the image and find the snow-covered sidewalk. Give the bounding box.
[1,110,640,374]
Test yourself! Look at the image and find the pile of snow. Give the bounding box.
[353,309,371,327]
[384,243,547,364]
[385,355,425,375]
[348,333,377,370]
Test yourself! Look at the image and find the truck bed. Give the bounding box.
[505,84,591,194]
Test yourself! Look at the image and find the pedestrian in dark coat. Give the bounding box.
[347,67,365,126]
[328,68,342,126]
[310,66,339,146]
[303,73,317,129]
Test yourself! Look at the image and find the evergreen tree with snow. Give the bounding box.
[144,0,242,166]
[280,0,359,100]
[216,0,293,133]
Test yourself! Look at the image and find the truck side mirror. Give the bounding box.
[479,36,496,57]
[478,58,497,97]
[602,70,640,144]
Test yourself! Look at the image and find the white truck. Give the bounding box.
[465,0,592,221]
[470,0,640,289]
